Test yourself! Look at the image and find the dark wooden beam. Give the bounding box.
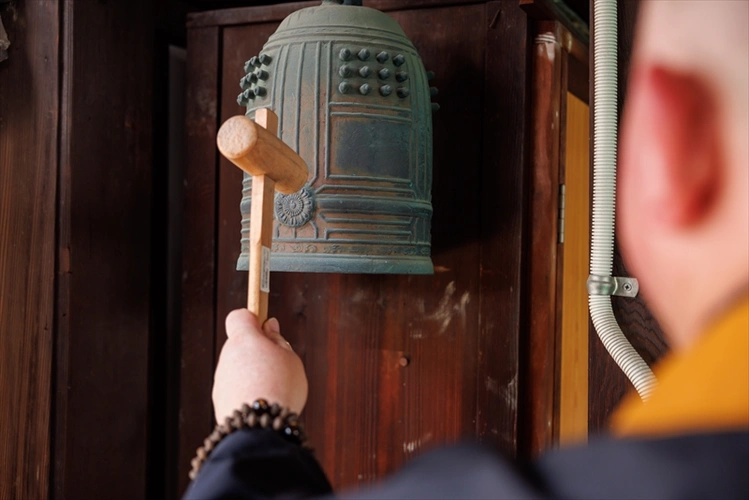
[54,1,155,497]
[0,1,58,497]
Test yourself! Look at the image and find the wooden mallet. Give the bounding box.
[216,108,307,324]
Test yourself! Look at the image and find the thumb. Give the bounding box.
[225,308,262,339]
[263,317,294,351]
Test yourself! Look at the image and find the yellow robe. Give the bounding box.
[612,297,749,437]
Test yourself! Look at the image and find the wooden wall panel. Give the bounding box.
[54,1,155,497]
[182,0,533,493]
[558,92,589,445]
[475,0,530,456]
[178,26,221,493]
[0,1,58,497]
[210,4,489,490]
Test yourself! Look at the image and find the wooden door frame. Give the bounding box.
[520,0,590,456]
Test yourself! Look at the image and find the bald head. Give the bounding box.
[618,1,749,349]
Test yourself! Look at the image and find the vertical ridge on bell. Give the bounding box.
[274,44,290,135]
[294,41,306,154]
[237,0,434,274]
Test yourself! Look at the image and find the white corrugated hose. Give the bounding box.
[590,0,657,400]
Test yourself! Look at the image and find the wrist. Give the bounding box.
[190,399,310,480]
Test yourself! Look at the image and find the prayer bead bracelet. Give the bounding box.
[189,399,310,480]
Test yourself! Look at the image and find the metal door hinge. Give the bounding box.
[558,184,566,244]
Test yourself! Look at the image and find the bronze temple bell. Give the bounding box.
[236,0,437,274]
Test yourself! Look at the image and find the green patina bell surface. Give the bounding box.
[237,0,436,274]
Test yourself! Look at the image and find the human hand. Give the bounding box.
[212,309,308,423]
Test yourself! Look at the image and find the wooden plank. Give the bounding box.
[475,0,529,456]
[53,1,155,498]
[164,43,188,500]
[54,1,155,498]
[522,20,563,456]
[0,1,58,497]
[54,2,74,495]
[187,0,488,27]
[558,92,589,445]
[178,26,221,494]
[382,6,484,478]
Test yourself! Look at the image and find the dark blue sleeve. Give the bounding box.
[184,428,749,499]
[342,443,548,500]
[183,428,332,500]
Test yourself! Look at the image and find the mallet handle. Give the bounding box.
[247,109,279,323]
[248,174,274,323]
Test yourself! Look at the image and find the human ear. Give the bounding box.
[621,66,721,228]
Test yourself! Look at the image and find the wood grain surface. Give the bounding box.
[523,20,563,457]
[475,0,530,457]
[178,25,222,492]
[0,1,58,497]
[558,92,590,445]
[54,1,155,497]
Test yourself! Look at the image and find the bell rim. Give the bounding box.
[237,253,434,275]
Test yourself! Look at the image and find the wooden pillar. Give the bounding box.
[0,1,58,497]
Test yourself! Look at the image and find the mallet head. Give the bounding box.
[216,113,307,194]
